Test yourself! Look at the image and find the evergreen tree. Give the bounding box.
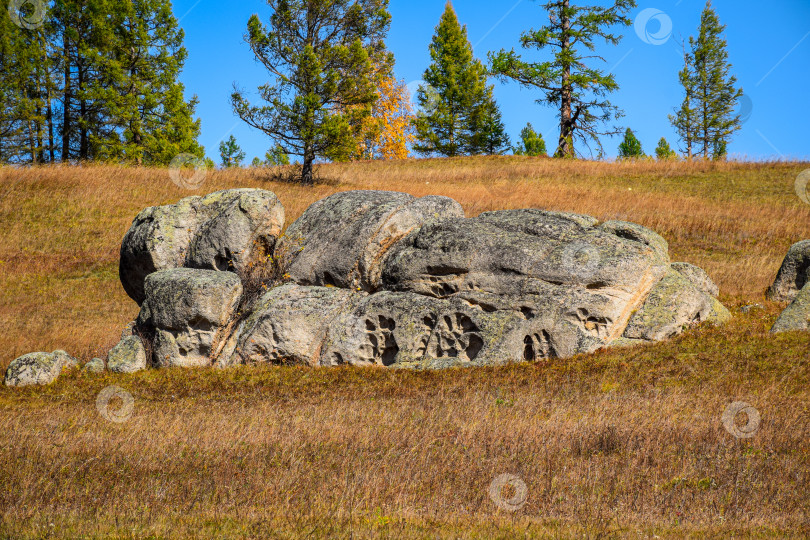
[0,1,56,164]
[670,2,741,159]
[51,0,118,160]
[618,128,644,158]
[467,86,510,155]
[489,0,636,158]
[412,2,494,157]
[219,135,245,168]
[691,1,741,159]
[231,0,391,184]
[104,0,204,164]
[513,123,547,156]
[655,137,677,159]
[0,9,31,162]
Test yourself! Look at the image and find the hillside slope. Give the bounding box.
[0,158,808,538]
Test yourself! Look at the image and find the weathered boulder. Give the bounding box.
[622,268,731,341]
[767,240,810,302]
[4,350,78,387]
[277,190,464,292]
[137,268,242,368]
[83,357,106,373]
[120,189,283,304]
[107,335,147,374]
[381,210,670,345]
[671,262,720,297]
[771,283,810,333]
[221,284,366,367]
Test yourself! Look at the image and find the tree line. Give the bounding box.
[2,0,742,181]
[1,0,203,165]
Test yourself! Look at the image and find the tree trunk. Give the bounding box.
[46,82,55,162]
[78,59,88,160]
[555,0,574,159]
[301,146,315,185]
[62,30,71,161]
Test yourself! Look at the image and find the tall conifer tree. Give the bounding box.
[489,0,636,158]
[670,2,741,159]
[231,0,392,184]
[413,2,506,157]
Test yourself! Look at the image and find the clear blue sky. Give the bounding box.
[176,0,810,162]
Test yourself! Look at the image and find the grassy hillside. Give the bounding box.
[0,158,808,538]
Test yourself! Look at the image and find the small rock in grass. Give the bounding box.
[107,336,148,374]
[4,351,79,387]
[83,357,106,373]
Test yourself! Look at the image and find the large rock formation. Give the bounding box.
[118,190,730,370]
[119,189,284,305]
[622,267,730,342]
[5,188,736,385]
[219,284,366,368]
[380,210,672,344]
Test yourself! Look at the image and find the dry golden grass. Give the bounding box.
[0,158,809,538]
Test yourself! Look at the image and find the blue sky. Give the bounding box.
[176,0,810,162]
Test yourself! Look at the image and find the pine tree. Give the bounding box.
[691,1,742,159]
[489,0,636,158]
[618,128,644,158]
[231,0,391,184]
[655,137,677,160]
[52,0,118,161]
[0,1,55,164]
[412,2,491,157]
[0,9,31,162]
[105,0,204,164]
[514,123,547,156]
[467,86,510,155]
[670,2,742,159]
[219,135,245,168]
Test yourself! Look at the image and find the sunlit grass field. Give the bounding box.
[0,157,808,538]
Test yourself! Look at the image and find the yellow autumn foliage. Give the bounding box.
[348,74,415,161]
